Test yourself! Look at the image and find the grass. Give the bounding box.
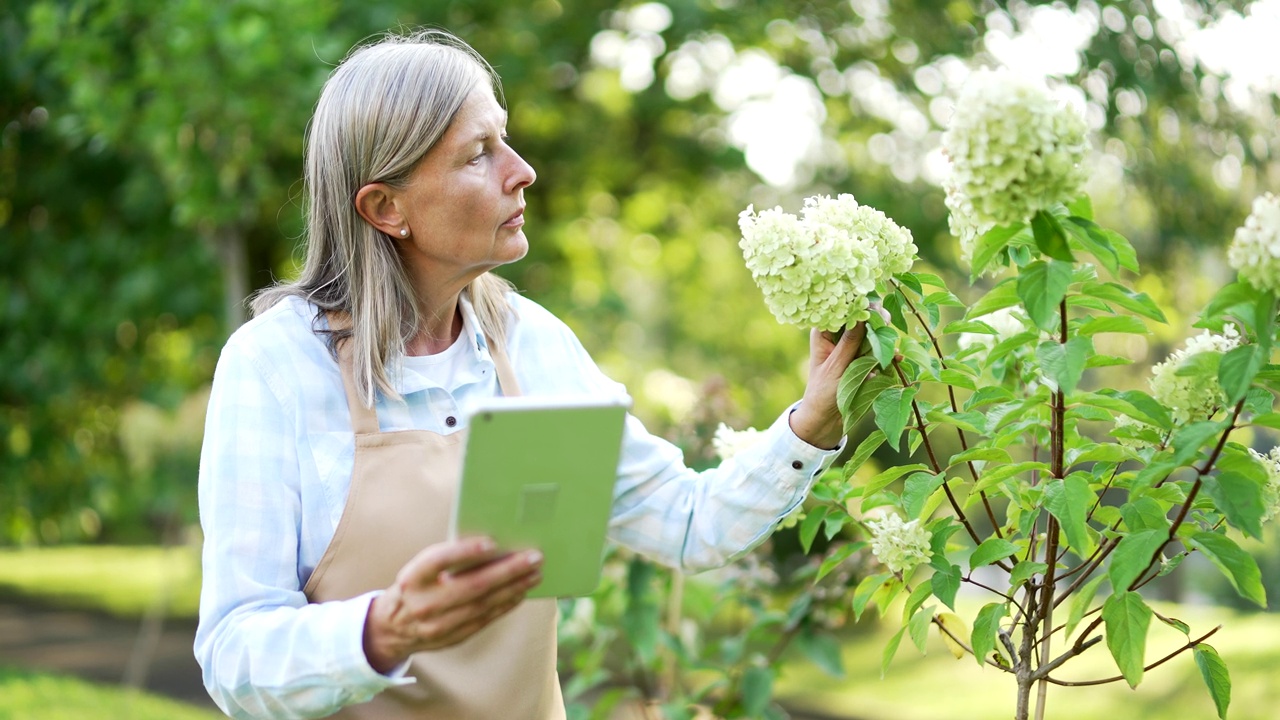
[0,544,201,619]
[0,666,223,720]
[776,601,1280,720]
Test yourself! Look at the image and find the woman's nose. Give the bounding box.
[506,148,537,193]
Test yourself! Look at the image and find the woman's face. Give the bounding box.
[396,82,536,288]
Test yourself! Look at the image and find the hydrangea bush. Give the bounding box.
[783,69,1280,720]
[555,69,1277,720]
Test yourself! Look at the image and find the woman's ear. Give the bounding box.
[354,183,408,238]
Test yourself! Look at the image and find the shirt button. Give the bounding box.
[445,416,457,428]
[791,460,803,470]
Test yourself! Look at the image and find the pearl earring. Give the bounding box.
[399,228,409,237]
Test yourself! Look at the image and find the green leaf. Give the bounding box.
[1099,389,1174,430]
[948,447,1013,468]
[845,373,898,436]
[903,472,947,519]
[1203,471,1266,539]
[1062,216,1118,273]
[1219,344,1263,404]
[1067,194,1094,220]
[851,573,892,620]
[837,356,879,428]
[1250,412,1280,430]
[1121,496,1171,532]
[816,542,863,582]
[908,605,934,653]
[867,325,899,369]
[1018,260,1074,331]
[1194,644,1232,720]
[1037,337,1093,394]
[971,223,1024,279]
[796,628,845,678]
[941,319,999,335]
[1031,209,1075,262]
[938,368,977,390]
[1081,281,1167,322]
[1076,315,1149,336]
[843,430,886,478]
[882,626,907,678]
[741,666,773,716]
[966,279,1021,320]
[1066,575,1105,638]
[897,272,925,296]
[874,386,919,451]
[1103,591,1152,688]
[862,463,930,497]
[1044,475,1096,556]
[799,506,830,554]
[1107,529,1166,591]
[1202,281,1259,322]
[971,461,1053,493]
[931,563,961,610]
[970,602,1008,667]
[1172,420,1227,466]
[927,517,962,559]
[969,537,1017,572]
[1005,564,1047,595]
[1187,531,1267,607]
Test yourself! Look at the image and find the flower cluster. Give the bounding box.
[941,68,1088,255]
[1227,193,1280,292]
[1149,326,1242,424]
[866,513,932,575]
[1247,446,1280,523]
[712,422,762,462]
[739,194,917,332]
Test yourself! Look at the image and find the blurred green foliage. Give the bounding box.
[2,0,1277,552]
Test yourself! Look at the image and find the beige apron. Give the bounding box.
[302,328,564,719]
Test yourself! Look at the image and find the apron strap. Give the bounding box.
[489,337,523,397]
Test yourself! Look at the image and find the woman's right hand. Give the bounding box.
[362,537,543,673]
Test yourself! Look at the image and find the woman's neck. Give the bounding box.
[406,292,463,356]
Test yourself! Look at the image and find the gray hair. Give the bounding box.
[253,29,515,407]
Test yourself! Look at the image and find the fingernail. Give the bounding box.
[526,551,543,566]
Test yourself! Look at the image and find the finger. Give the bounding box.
[831,321,867,364]
[425,550,543,612]
[411,577,537,649]
[398,537,500,588]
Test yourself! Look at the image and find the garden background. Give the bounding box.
[2,0,1280,718]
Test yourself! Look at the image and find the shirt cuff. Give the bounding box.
[758,402,844,501]
[340,591,416,701]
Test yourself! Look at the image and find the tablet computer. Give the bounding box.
[451,395,630,598]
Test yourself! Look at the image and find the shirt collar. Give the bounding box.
[390,291,493,397]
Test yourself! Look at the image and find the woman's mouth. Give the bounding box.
[502,207,525,228]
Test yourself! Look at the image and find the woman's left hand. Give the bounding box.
[788,322,868,449]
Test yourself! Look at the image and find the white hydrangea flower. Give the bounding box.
[1227,193,1280,292]
[941,68,1088,230]
[867,514,932,575]
[1247,446,1280,523]
[739,194,917,332]
[944,175,993,269]
[712,422,763,462]
[1148,326,1242,425]
[958,306,1028,353]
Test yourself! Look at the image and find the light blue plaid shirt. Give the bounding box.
[195,292,839,719]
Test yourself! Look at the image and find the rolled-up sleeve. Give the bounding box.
[194,338,409,719]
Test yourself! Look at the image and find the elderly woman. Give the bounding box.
[195,29,862,720]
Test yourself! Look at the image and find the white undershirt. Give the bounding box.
[399,333,471,392]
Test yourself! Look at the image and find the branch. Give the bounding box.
[891,358,1009,570]
[1044,626,1222,687]
[964,575,1027,615]
[1030,634,1103,680]
[894,284,1004,539]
